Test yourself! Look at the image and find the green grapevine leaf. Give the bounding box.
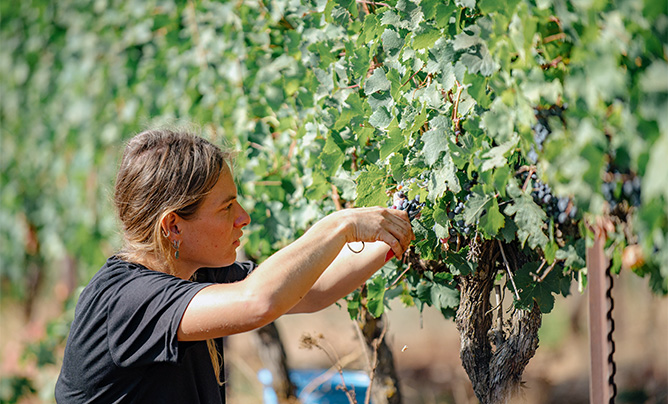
[331,174,357,201]
[380,121,407,160]
[432,2,458,29]
[309,41,337,69]
[381,28,405,60]
[456,0,476,10]
[643,132,668,202]
[389,152,407,182]
[430,282,460,311]
[555,242,586,269]
[347,290,361,319]
[350,45,371,80]
[432,222,449,239]
[544,241,558,264]
[465,73,492,109]
[319,135,346,176]
[478,198,505,237]
[481,134,519,172]
[356,165,389,207]
[407,105,429,134]
[305,171,332,201]
[432,200,449,225]
[464,186,493,225]
[478,0,520,13]
[514,262,562,313]
[481,99,516,144]
[366,275,387,318]
[335,0,359,19]
[364,68,391,95]
[421,127,448,166]
[369,107,393,129]
[428,154,461,201]
[413,25,441,50]
[446,247,477,276]
[504,193,548,249]
[360,13,381,44]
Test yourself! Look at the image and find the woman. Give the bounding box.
[55,129,414,403]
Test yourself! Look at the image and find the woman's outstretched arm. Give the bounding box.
[177,207,413,341]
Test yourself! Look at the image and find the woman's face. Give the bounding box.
[177,164,250,270]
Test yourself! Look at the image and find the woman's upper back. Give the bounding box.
[55,257,254,403]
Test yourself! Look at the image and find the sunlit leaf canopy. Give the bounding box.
[1,0,666,311]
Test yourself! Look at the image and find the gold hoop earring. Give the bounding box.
[162,228,170,238]
[172,240,181,259]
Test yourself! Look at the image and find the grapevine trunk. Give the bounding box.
[455,240,542,403]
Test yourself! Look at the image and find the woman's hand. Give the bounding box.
[332,207,415,259]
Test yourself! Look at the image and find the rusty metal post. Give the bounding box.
[587,227,615,404]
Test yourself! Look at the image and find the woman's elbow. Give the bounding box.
[248,292,298,326]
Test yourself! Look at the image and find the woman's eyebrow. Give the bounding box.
[219,195,237,206]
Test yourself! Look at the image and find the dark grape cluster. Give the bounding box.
[438,172,481,240]
[462,172,478,193]
[602,165,642,209]
[528,104,567,163]
[391,192,425,220]
[447,200,473,236]
[520,170,577,224]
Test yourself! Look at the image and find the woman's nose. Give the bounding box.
[235,204,251,228]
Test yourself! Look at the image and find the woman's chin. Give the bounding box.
[222,252,238,266]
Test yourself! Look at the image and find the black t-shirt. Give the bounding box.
[55,257,256,404]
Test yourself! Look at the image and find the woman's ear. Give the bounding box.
[161,212,182,238]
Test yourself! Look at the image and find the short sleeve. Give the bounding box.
[106,270,211,368]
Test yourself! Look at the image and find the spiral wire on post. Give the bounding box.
[605,263,617,403]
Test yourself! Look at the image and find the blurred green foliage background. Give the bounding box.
[1,1,317,401]
[1,0,667,402]
[1,0,312,300]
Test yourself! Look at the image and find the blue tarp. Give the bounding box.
[258,368,371,404]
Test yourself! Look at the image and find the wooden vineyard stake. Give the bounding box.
[587,225,617,404]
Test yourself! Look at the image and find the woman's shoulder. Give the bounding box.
[76,256,212,323]
[80,257,178,300]
[85,256,152,286]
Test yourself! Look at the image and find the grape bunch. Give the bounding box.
[528,104,567,163]
[447,200,473,236]
[602,165,642,209]
[384,192,425,261]
[391,192,425,220]
[462,172,478,193]
[520,170,578,224]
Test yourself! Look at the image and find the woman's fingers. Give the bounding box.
[379,208,414,257]
[338,207,415,256]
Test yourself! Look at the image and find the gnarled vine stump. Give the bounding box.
[455,240,542,404]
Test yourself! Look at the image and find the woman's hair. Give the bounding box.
[114,128,230,269]
[113,128,230,385]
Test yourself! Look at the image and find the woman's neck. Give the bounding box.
[124,251,194,280]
